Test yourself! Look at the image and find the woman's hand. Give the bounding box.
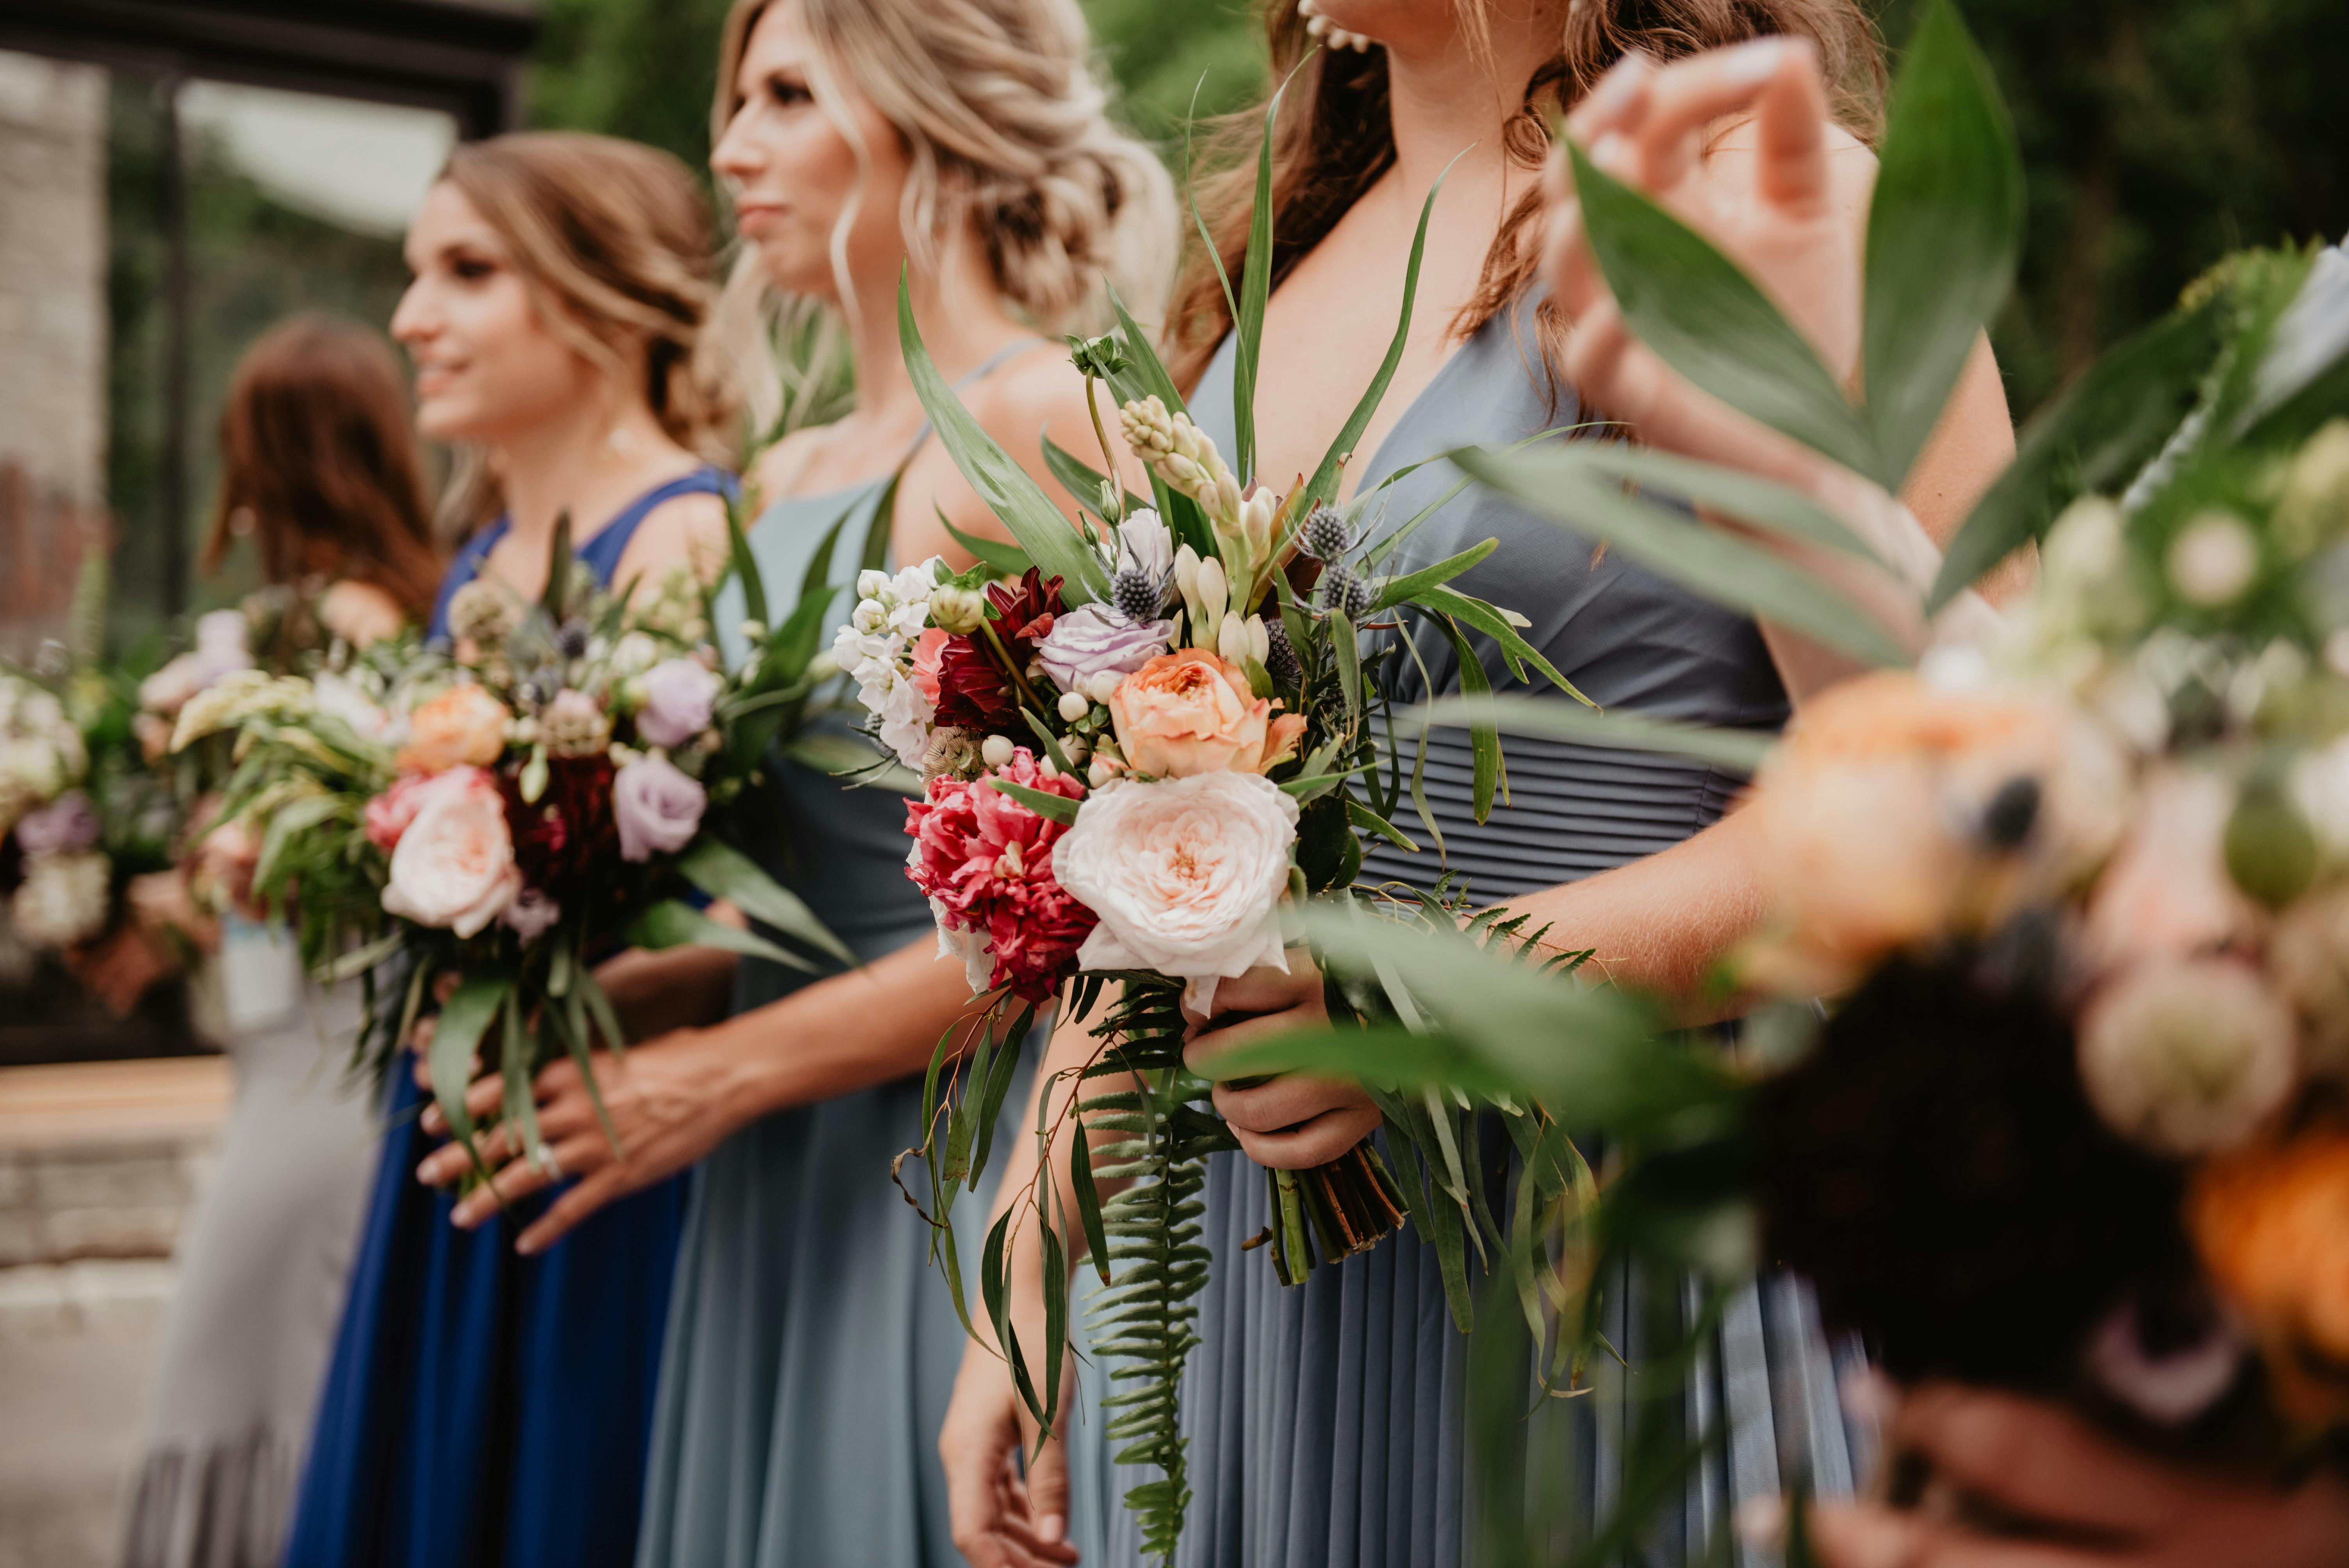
[1543,39,1863,488]
[939,1337,1078,1568]
[1810,1383,2349,1567]
[1182,952,1380,1170]
[414,1022,763,1253]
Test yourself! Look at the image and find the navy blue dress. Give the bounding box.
[285,469,733,1568]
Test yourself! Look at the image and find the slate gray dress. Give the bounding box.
[121,928,377,1568]
[636,442,1119,1568]
[1105,295,1875,1567]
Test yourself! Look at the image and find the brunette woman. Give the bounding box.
[405,4,1174,1564]
[120,313,440,1568]
[281,133,739,1568]
[943,3,2020,1564]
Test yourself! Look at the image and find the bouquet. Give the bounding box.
[173,517,853,1180]
[1232,4,2349,1552]
[886,93,1593,1550]
[2,561,182,977]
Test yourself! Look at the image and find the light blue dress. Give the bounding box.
[1106,297,1873,1568]
[637,422,1118,1567]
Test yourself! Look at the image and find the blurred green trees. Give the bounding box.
[528,0,2347,422]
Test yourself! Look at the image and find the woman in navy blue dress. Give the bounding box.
[284,132,743,1568]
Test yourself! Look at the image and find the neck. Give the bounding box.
[840,230,1028,426]
[492,386,676,544]
[1382,5,1562,201]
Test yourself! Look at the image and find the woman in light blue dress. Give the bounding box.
[439,3,1177,1563]
[940,4,2021,1564]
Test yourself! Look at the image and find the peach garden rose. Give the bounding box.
[380,766,521,938]
[397,682,511,775]
[1106,649,1305,779]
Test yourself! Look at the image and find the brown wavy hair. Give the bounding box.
[202,313,442,619]
[437,131,741,527]
[1164,0,1886,394]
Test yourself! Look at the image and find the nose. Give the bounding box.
[389,276,433,348]
[710,103,761,185]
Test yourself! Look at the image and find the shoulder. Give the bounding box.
[615,478,734,589]
[318,578,409,647]
[961,344,1093,445]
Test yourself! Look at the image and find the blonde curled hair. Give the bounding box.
[710,0,1176,435]
[438,132,741,526]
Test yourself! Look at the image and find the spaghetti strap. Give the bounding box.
[426,465,738,641]
[893,337,1051,467]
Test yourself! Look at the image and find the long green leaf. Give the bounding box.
[677,837,855,968]
[1415,586,1588,703]
[898,274,1109,604]
[428,974,510,1151]
[1861,0,2023,486]
[1103,283,1187,417]
[1408,693,1775,773]
[622,898,821,973]
[1230,68,1290,485]
[1454,447,1913,668]
[1436,618,1501,823]
[1928,298,2226,608]
[1040,435,1151,524]
[1568,140,1880,481]
[986,776,1080,826]
[1525,445,1886,566]
[1371,539,1499,611]
[940,511,1035,577]
[1300,152,1457,509]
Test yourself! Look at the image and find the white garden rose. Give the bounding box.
[379,766,521,938]
[2078,958,2299,1155]
[1055,770,1299,1014]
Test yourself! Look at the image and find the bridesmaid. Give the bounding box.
[120,313,440,1568]
[941,3,2019,1566]
[412,3,1174,1565]
[282,132,741,1568]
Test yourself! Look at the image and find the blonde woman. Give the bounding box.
[283,132,738,1568]
[402,4,1174,1565]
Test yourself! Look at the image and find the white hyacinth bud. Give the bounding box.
[1195,555,1228,621]
[980,734,1016,769]
[1217,611,1251,667]
[1248,613,1271,665]
[1057,689,1092,722]
[1241,489,1277,563]
[2167,511,2260,606]
[1213,472,1245,526]
[740,619,768,643]
[1173,543,1201,605]
[1086,670,1125,705]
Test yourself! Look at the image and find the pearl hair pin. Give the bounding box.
[1298,0,1374,52]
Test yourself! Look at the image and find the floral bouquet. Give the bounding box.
[884,96,1590,1545]
[173,516,853,1183]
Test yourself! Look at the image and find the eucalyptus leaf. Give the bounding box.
[1568,139,1880,481]
[428,975,510,1153]
[622,898,821,973]
[677,837,855,968]
[1371,538,1500,611]
[1408,692,1774,773]
[940,511,1035,577]
[985,776,1081,825]
[1861,0,2023,486]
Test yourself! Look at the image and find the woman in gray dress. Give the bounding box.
[939,4,2021,1565]
[425,3,1174,1564]
[119,315,442,1568]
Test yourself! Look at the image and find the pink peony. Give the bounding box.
[636,659,721,749]
[365,772,449,853]
[904,748,1094,1002]
[612,754,706,862]
[380,766,520,937]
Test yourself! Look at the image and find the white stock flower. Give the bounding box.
[311,670,390,741]
[2166,511,2260,606]
[1054,770,1300,1015]
[2078,959,2299,1156]
[11,850,111,948]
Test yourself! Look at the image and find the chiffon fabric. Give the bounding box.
[1093,298,1875,1567]
[119,933,376,1568]
[639,413,1109,1567]
[282,468,734,1568]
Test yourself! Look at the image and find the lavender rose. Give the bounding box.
[613,754,706,862]
[637,659,721,748]
[15,791,100,856]
[500,887,562,942]
[1037,604,1173,694]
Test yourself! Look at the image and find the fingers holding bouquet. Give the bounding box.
[1182,954,1379,1170]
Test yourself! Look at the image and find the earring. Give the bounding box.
[1298,0,1375,52]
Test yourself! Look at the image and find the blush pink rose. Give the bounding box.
[365,772,446,853]
[908,627,950,706]
[1107,649,1306,779]
[380,766,520,937]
